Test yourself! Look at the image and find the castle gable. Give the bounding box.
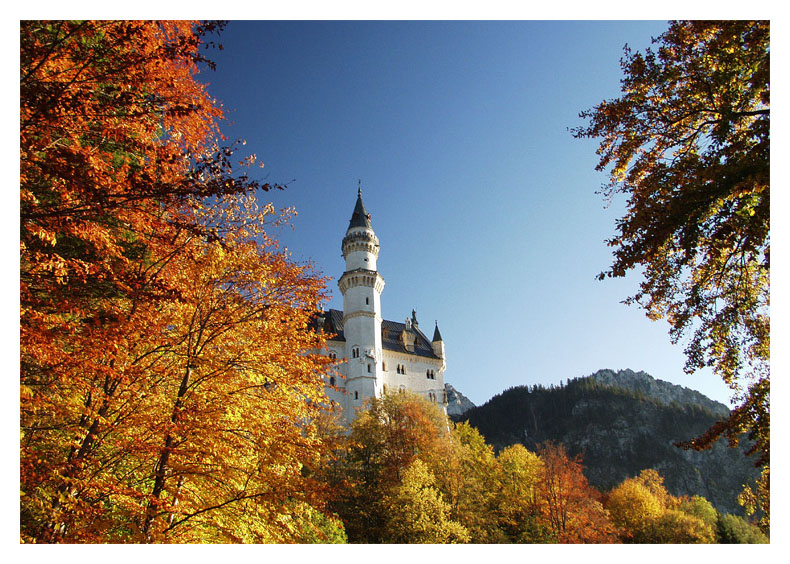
[381,319,438,359]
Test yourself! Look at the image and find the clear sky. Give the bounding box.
[200,20,737,407]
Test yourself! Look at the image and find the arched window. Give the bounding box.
[329,376,336,387]
[352,346,359,359]
[367,364,371,373]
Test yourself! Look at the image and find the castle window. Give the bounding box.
[329,351,337,360]
[367,364,371,373]
[382,362,387,371]
[329,376,336,387]
[366,297,369,305]
[355,391,359,400]
[352,347,360,359]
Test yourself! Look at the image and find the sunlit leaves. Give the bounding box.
[605,469,718,543]
[572,21,769,519]
[19,20,335,543]
[383,459,470,544]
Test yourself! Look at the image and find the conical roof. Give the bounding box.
[432,322,443,342]
[348,188,372,230]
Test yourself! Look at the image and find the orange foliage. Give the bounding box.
[536,443,618,543]
[20,21,334,543]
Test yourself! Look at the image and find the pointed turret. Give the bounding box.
[432,321,445,359]
[348,187,372,230]
[432,321,443,342]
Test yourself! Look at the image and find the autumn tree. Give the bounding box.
[429,422,506,543]
[606,469,716,543]
[494,444,550,542]
[606,476,666,542]
[20,20,338,543]
[536,443,617,543]
[572,20,770,520]
[330,392,449,543]
[21,193,337,543]
[382,459,469,544]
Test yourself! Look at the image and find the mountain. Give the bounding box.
[445,383,475,417]
[455,368,759,515]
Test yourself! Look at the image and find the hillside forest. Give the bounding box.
[19,20,769,544]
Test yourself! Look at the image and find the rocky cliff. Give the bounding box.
[445,383,475,417]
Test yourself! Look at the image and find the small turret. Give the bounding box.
[432,321,445,359]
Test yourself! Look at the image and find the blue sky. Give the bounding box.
[201,20,737,407]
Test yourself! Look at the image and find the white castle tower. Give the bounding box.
[318,187,447,423]
[337,188,386,403]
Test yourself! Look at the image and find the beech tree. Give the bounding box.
[330,392,449,543]
[572,21,769,520]
[606,477,666,542]
[382,459,469,544]
[606,469,717,543]
[494,444,549,542]
[429,422,505,543]
[20,21,336,543]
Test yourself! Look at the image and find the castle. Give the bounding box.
[315,189,447,423]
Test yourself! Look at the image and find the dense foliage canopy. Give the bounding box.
[572,21,769,528]
[20,20,333,543]
[325,392,764,544]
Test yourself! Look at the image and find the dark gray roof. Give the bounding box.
[321,308,439,359]
[315,308,346,340]
[348,190,372,229]
[432,322,443,342]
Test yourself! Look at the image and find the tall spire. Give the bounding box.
[348,183,372,230]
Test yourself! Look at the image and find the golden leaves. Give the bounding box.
[20,21,337,543]
[573,23,769,502]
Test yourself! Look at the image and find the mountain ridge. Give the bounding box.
[454,368,758,515]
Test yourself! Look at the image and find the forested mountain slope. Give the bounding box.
[455,369,759,515]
